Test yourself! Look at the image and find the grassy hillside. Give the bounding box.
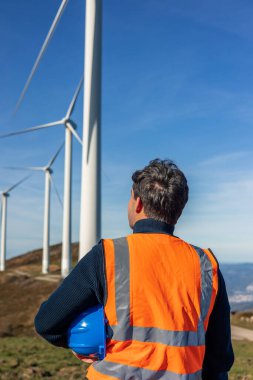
[0,243,78,337]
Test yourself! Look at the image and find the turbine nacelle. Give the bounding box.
[64,118,77,129]
[2,193,10,198]
[44,167,53,174]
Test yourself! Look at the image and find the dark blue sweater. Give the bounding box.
[34,219,234,379]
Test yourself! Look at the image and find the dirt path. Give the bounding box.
[231,325,253,341]
[35,275,60,283]
[6,270,61,283]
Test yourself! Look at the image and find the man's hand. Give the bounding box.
[72,350,98,363]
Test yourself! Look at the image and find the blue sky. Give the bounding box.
[0,0,252,262]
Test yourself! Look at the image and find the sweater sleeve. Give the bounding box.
[34,241,106,348]
[202,269,234,380]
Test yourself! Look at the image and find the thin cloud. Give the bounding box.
[198,151,251,167]
[178,153,253,262]
[169,0,253,42]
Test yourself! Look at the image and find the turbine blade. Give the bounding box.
[4,166,44,171]
[65,77,84,119]
[5,174,31,193]
[0,121,63,139]
[66,123,83,145]
[47,142,64,167]
[15,0,69,113]
[27,167,45,171]
[50,175,63,209]
[4,166,28,171]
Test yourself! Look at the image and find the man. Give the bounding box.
[35,159,234,380]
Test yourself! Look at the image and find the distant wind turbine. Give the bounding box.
[6,144,64,274]
[0,175,31,272]
[0,80,83,277]
[15,0,69,113]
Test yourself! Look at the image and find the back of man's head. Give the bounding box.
[132,159,188,225]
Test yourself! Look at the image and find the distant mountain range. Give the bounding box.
[220,263,253,312]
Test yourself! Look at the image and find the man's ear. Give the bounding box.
[135,197,143,214]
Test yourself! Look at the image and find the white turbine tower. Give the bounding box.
[79,0,102,259]
[0,80,83,277]
[6,145,64,274]
[0,175,30,272]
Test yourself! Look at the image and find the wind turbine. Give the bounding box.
[79,0,102,259]
[0,79,83,277]
[12,0,103,263]
[0,175,31,272]
[6,144,64,274]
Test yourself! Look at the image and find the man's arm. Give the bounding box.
[34,241,106,348]
[202,269,234,380]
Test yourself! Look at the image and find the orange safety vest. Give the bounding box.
[87,233,218,380]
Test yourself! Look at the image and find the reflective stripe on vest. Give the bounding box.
[87,235,218,380]
[89,362,203,380]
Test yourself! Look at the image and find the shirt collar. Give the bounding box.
[133,218,175,235]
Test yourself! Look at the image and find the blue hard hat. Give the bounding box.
[67,304,107,360]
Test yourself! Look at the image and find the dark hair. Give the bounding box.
[132,159,188,225]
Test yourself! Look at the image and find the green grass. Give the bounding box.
[229,340,253,380]
[0,336,252,379]
[0,336,88,379]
